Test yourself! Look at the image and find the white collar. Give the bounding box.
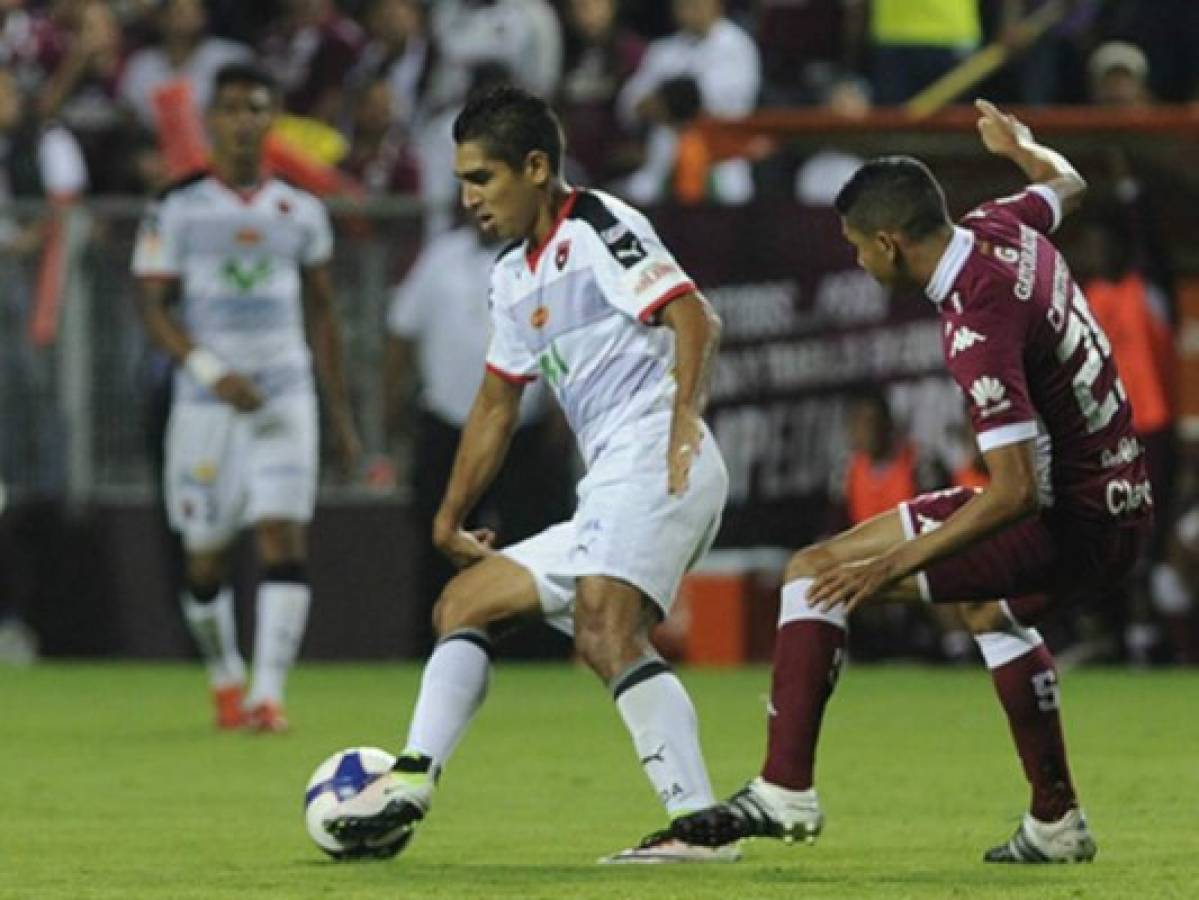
[924,226,974,305]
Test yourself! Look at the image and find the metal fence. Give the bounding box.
[0,196,428,506]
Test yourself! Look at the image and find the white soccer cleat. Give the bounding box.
[599,828,743,864]
[984,808,1097,863]
[670,777,824,847]
[322,756,436,850]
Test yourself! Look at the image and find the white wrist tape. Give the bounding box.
[184,348,230,389]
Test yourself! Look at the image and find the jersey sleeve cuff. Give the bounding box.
[976,420,1039,454]
[485,362,537,385]
[1026,184,1063,233]
[638,281,696,324]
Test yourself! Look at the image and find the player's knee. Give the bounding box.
[185,556,225,601]
[255,520,306,566]
[959,600,1008,634]
[432,579,485,637]
[784,544,837,582]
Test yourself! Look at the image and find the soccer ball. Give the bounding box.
[304,747,412,860]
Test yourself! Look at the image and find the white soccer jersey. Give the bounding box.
[131,174,333,402]
[485,189,695,465]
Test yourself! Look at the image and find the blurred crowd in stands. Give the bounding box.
[0,0,1196,203]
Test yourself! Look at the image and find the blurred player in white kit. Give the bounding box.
[132,64,360,733]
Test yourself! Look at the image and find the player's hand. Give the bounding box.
[433,519,496,570]
[975,99,1034,158]
[667,409,704,496]
[809,554,903,615]
[213,372,264,412]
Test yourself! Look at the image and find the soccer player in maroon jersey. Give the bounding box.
[671,100,1153,863]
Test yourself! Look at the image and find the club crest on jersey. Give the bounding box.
[530,306,549,328]
[948,325,987,357]
[277,199,292,215]
[554,239,571,270]
[969,376,1012,417]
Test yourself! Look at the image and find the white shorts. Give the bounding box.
[501,417,728,636]
[164,392,319,551]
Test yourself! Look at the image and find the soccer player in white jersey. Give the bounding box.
[326,86,735,863]
[131,65,360,733]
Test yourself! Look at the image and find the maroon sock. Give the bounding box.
[990,644,1077,821]
[760,620,846,791]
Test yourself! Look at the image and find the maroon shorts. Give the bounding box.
[899,487,1151,614]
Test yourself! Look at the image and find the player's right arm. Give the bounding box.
[432,370,524,569]
[975,99,1087,219]
[130,197,262,412]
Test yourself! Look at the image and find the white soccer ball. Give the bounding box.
[304,746,411,860]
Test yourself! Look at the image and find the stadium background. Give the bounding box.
[0,0,1197,666]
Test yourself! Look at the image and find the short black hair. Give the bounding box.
[212,64,278,104]
[834,156,950,240]
[452,85,564,175]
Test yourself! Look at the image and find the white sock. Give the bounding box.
[248,580,310,706]
[974,601,1044,670]
[612,657,715,818]
[779,578,849,630]
[1152,563,1193,616]
[181,587,245,688]
[404,630,493,771]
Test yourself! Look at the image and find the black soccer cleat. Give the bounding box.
[671,778,823,848]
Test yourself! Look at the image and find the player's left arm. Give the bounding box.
[302,263,362,476]
[975,99,1087,220]
[810,440,1040,613]
[659,291,722,496]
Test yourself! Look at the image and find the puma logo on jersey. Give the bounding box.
[969,376,1012,417]
[948,325,987,357]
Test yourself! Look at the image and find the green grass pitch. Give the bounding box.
[3,662,1196,899]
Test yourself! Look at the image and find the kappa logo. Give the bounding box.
[948,325,987,357]
[915,513,943,534]
[554,239,571,270]
[969,376,1012,417]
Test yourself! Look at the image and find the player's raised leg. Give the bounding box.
[180,546,246,729]
[244,519,309,733]
[323,552,542,846]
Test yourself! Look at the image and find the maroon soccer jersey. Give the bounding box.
[926,185,1152,524]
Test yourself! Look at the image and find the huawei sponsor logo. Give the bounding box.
[969,376,1012,417]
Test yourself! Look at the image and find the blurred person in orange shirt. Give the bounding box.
[836,389,971,662]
